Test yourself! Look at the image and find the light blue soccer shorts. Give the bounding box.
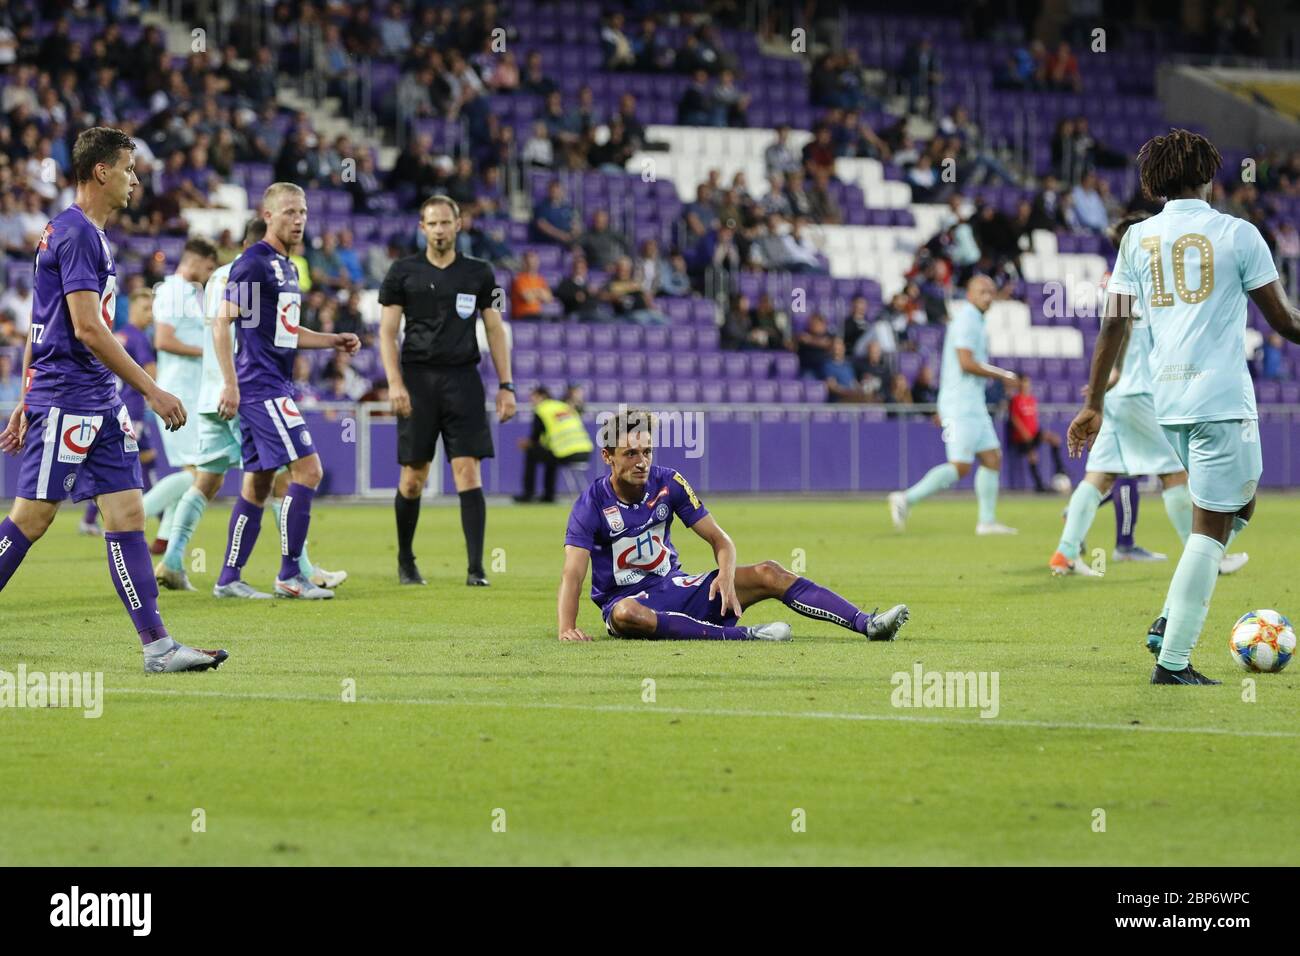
[941,412,1000,464]
[1160,419,1263,513]
[1087,391,1184,477]
[194,411,243,475]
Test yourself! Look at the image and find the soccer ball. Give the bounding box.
[1051,472,1072,494]
[1228,610,1296,673]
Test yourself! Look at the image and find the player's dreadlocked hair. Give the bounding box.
[1108,211,1150,248]
[1136,129,1222,202]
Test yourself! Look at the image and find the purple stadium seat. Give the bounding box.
[672,354,699,378]
[540,351,566,377]
[772,352,798,379]
[592,380,620,403]
[564,324,591,348]
[537,325,564,349]
[1281,383,1300,404]
[723,354,749,378]
[778,382,804,404]
[591,325,616,351]
[1258,381,1282,404]
[644,327,670,350]
[748,353,773,378]
[567,352,593,377]
[675,382,702,403]
[645,352,671,378]
[621,353,646,377]
[701,382,726,404]
[753,381,779,404]
[699,354,723,378]
[695,327,721,351]
[802,381,828,403]
[665,300,691,324]
[511,323,538,349]
[726,381,754,403]
[514,352,539,376]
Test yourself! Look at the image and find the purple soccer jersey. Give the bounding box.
[25,204,118,410]
[564,464,709,615]
[114,323,154,420]
[222,239,301,402]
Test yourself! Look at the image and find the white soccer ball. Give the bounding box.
[1051,473,1072,494]
[1229,609,1296,673]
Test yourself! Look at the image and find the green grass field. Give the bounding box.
[2,492,1298,866]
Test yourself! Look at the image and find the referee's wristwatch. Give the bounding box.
[499,382,515,393]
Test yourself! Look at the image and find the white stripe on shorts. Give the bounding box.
[36,406,60,499]
[263,398,297,462]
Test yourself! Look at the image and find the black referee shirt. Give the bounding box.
[378,252,498,367]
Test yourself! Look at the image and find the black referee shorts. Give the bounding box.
[398,364,495,465]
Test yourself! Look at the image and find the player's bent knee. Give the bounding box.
[609,599,653,636]
[952,461,973,478]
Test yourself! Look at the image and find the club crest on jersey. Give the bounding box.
[57,414,103,464]
[654,502,669,521]
[612,523,671,586]
[455,292,476,319]
[63,473,76,492]
[602,505,624,534]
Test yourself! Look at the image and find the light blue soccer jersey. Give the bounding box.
[1107,198,1277,424]
[198,260,237,415]
[1109,298,1152,399]
[153,272,206,407]
[938,299,990,420]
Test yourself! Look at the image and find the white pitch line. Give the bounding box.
[107,686,1300,739]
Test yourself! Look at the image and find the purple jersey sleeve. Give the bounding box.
[667,469,708,527]
[59,223,104,296]
[564,489,601,550]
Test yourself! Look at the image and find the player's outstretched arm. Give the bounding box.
[298,328,360,353]
[481,306,516,423]
[1248,279,1300,346]
[378,304,409,416]
[691,515,743,618]
[957,348,1018,385]
[67,289,185,431]
[558,545,592,641]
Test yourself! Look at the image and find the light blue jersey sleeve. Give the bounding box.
[1237,220,1279,292]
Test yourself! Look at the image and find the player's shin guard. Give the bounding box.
[217,497,263,587]
[1058,481,1103,560]
[781,576,870,633]
[974,465,1000,525]
[1157,534,1225,670]
[459,487,486,576]
[1162,483,1193,544]
[653,611,750,641]
[904,462,959,506]
[163,487,208,572]
[1114,477,1139,549]
[395,491,420,563]
[278,483,315,581]
[104,531,169,645]
[0,517,33,592]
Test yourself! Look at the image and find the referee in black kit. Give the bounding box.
[378,195,516,586]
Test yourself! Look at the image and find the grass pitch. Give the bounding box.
[2,492,1297,866]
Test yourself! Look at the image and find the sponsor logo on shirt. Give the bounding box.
[278,396,305,428]
[672,472,701,510]
[672,572,708,588]
[602,505,624,534]
[117,406,138,453]
[612,522,672,586]
[57,414,103,464]
[274,292,301,349]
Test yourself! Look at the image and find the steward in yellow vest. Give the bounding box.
[516,386,594,503]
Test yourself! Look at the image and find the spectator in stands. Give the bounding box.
[368,238,405,288]
[722,293,754,350]
[911,365,939,404]
[521,51,557,98]
[568,85,602,138]
[1045,41,1082,93]
[1261,332,1287,380]
[660,251,692,297]
[996,40,1046,90]
[588,115,635,172]
[678,70,716,127]
[457,209,514,267]
[309,233,351,292]
[615,93,647,151]
[765,125,802,177]
[801,125,837,178]
[797,313,834,379]
[0,352,19,401]
[837,110,892,161]
[856,339,893,399]
[601,256,667,325]
[322,351,373,402]
[885,372,915,417]
[485,49,520,94]
[907,155,941,203]
[335,290,368,343]
[335,229,365,285]
[522,121,555,168]
[760,173,794,218]
[541,91,584,166]
[636,238,670,296]
[579,209,631,270]
[0,191,28,255]
[690,223,741,291]
[1008,374,1068,492]
[713,70,750,127]
[556,255,604,321]
[808,168,842,225]
[1070,171,1110,234]
[348,151,385,212]
[824,339,872,403]
[682,183,721,233]
[901,36,942,116]
[601,12,636,69]
[511,251,553,321]
[1029,175,1068,230]
[633,16,674,73]
[531,181,581,245]
[748,293,789,351]
[840,294,872,356]
[378,1,412,57]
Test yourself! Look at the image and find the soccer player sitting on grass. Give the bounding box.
[556,408,910,642]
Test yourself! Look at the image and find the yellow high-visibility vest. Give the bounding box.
[536,399,594,457]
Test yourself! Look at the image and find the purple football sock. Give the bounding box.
[278,482,316,581]
[83,502,99,524]
[1114,477,1139,549]
[782,576,871,633]
[218,496,264,587]
[652,611,751,641]
[104,531,170,645]
[0,517,33,593]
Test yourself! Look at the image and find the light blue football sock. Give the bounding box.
[270,496,314,577]
[141,471,193,523]
[1161,483,1192,545]
[163,487,209,572]
[904,462,959,506]
[1058,480,1103,560]
[1157,534,1225,670]
[974,465,1000,525]
[158,502,177,540]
